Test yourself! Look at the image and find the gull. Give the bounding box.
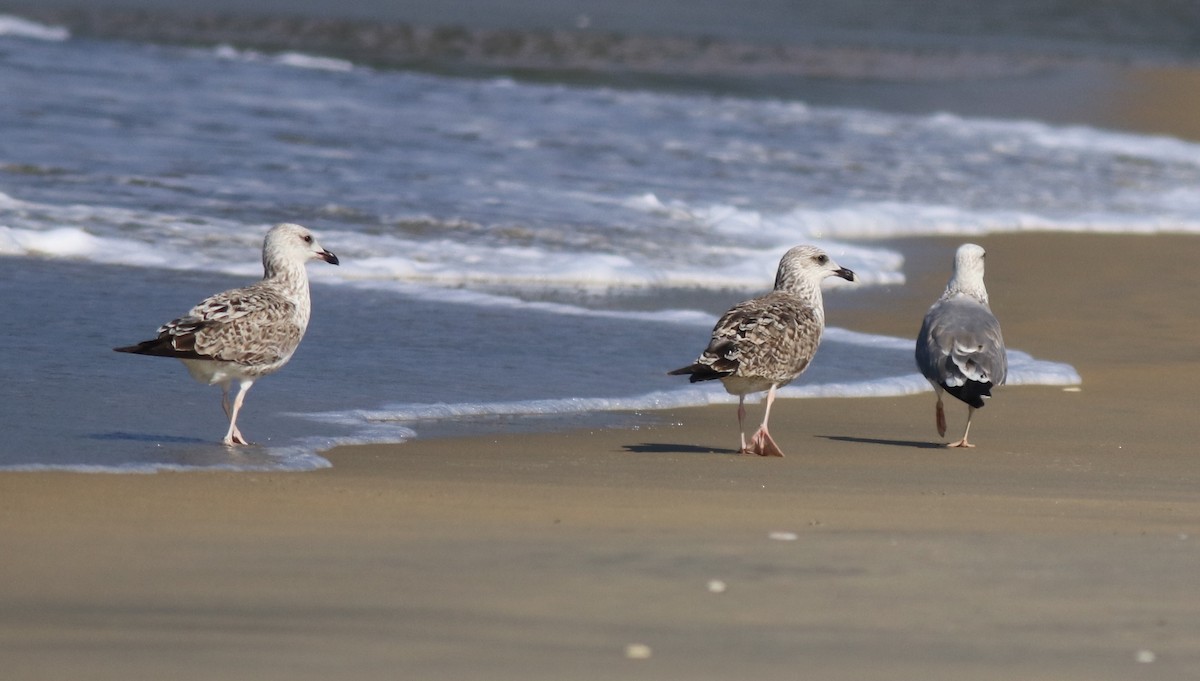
[670,245,855,456]
[115,223,339,445]
[915,243,1007,448]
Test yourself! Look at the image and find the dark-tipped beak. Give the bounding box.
[835,267,855,282]
[321,250,340,266]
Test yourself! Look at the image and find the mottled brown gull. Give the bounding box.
[669,245,855,456]
[115,223,339,446]
[915,243,1007,448]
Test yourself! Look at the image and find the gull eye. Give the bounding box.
[302,235,314,244]
[816,254,828,265]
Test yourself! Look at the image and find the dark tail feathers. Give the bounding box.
[114,337,202,359]
[668,363,729,383]
[944,380,993,409]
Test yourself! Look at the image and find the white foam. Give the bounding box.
[0,191,905,291]
[0,224,194,269]
[302,327,1081,428]
[339,277,719,327]
[0,425,424,473]
[316,224,905,293]
[275,52,356,72]
[625,195,1200,241]
[0,200,721,329]
[0,193,273,273]
[0,225,102,257]
[926,112,1200,167]
[212,44,355,72]
[0,447,333,474]
[0,15,69,41]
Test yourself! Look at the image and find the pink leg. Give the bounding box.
[947,406,977,448]
[935,395,947,438]
[737,395,748,453]
[222,380,254,446]
[747,385,785,457]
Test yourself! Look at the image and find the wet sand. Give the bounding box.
[4,229,1200,679]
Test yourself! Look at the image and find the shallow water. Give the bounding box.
[27,9,1200,469]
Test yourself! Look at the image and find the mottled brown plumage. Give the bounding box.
[117,285,307,369]
[670,245,855,456]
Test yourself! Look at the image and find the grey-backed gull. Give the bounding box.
[115,223,339,446]
[669,245,855,456]
[915,243,1007,448]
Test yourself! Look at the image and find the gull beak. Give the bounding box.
[835,267,855,282]
[320,249,340,266]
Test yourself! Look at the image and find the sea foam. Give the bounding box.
[212,44,355,72]
[300,326,1080,429]
[0,15,69,41]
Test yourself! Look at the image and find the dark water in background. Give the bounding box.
[14,0,1200,61]
[13,0,1200,130]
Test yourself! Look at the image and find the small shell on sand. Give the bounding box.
[625,643,653,659]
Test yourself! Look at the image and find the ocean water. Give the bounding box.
[16,7,1200,471]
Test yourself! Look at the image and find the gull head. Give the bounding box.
[774,244,855,294]
[265,223,340,268]
[944,243,990,303]
[952,243,987,284]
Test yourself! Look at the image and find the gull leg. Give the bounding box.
[223,379,254,446]
[737,395,749,454]
[219,381,248,444]
[935,393,947,438]
[747,384,785,457]
[947,406,977,448]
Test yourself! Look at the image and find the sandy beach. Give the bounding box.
[4,227,1200,679]
[5,2,1200,674]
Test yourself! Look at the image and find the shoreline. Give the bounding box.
[6,233,1200,678]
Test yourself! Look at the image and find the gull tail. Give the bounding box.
[944,380,992,409]
[669,339,739,383]
[114,337,204,360]
[667,363,728,383]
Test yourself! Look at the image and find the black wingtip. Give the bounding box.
[944,381,992,408]
[114,340,157,355]
[113,338,204,359]
[668,364,727,383]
